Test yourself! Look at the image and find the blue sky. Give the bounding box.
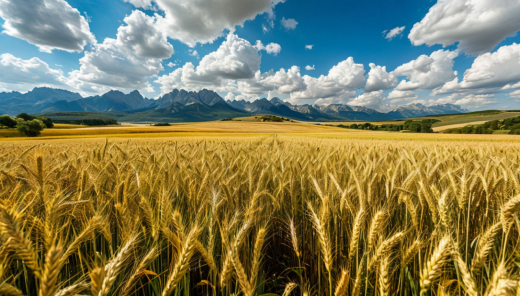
[1,0,520,111]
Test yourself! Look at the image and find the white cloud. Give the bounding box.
[265,43,282,56]
[409,0,520,55]
[189,49,199,58]
[433,43,520,95]
[0,0,95,53]
[365,63,398,92]
[156,33,261,94]
[0,53,68,92]
[255,41,282,55]
[281,17,298,30]
[132,0,286,47]
[116,10,174,59]
[68,12,174,93]
[237,66,306,95]
[290,57,366,101]
[305,45,314,50]
[348,90,386,109]
[509,90,520,99]
[167,62,177,68]
[305,65,315,71]
[432,93,497,109]
[394,49,459,91]
[387,90,418,103]
[384,26,405,40]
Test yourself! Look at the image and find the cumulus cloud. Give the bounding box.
[433,43,520,95]
[409,0,520,55]
[68,11,175,93]
[433,93,497,109]
[156,33,261,94]
[255,41,282,55]
[348,90,386,109]
[0,53,67,92]
[290,57,366,101]
[305,45,314,50]
[393,49,458,91]
[365,63,398,92]
[387,90,418,104]
[167,62,177,68]
[128,0,286,47]
[237,66,306,96]
[116,10,174,59]
[281,17,298,30]
[0,0,95,53]
[305,65,315,71]
[384,26,405,40]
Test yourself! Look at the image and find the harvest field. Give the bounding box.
[1,133,520,296]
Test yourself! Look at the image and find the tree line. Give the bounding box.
[0,113,54,137]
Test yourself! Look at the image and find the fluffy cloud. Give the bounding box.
[0,53,67,91]
[0,0,95,53]
[365,63,398,92]
[156,33,261,94]
[394,49,458,91]
[305,65,315,71]
[387,90,418,103]
[433,43,520,95]
[409,0,520,55]
[68,11,175,92]
[133,0,286,47]
[305,45,314,50]
[348,90,386,109]
[433,93,497,109]
[290,57,366,101]
[255,41,282,55]
[116,11,173,59]
[237,66,306,95]
[281,17,298,30]
[384,26,405,40]
[69,38,163,92]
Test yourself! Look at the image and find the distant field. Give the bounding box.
[311,111,520,130]
[2,119,520,142]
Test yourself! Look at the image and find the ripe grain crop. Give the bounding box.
[0,135,519,295]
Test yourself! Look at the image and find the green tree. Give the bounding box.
[16,119,45,137]
[16,113,34,121]
[0,115,17,128]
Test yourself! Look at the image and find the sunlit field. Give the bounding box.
[0,133,519,296]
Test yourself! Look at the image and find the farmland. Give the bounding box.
[0,128,520,296]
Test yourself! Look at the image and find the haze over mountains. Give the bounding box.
[0,87,467,122]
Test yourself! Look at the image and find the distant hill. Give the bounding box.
[1,87,467,122]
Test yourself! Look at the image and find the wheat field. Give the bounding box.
[0,135,519,296]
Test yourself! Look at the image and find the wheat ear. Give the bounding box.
[39,245,65,296]
[162,226,200,296]
[99,236,137,296]
[419,236,452,296]
[471,222,501,275]
[501,194,520,231]
[378,257,391,296]
[334,269,349,296]
[349,208,365,261]
[0,207,41,278]
[367,210,386,250]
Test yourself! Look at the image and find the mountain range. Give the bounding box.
[0,87,467,122]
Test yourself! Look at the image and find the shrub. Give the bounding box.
[0,115,17,128]
[16,119,46,137]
